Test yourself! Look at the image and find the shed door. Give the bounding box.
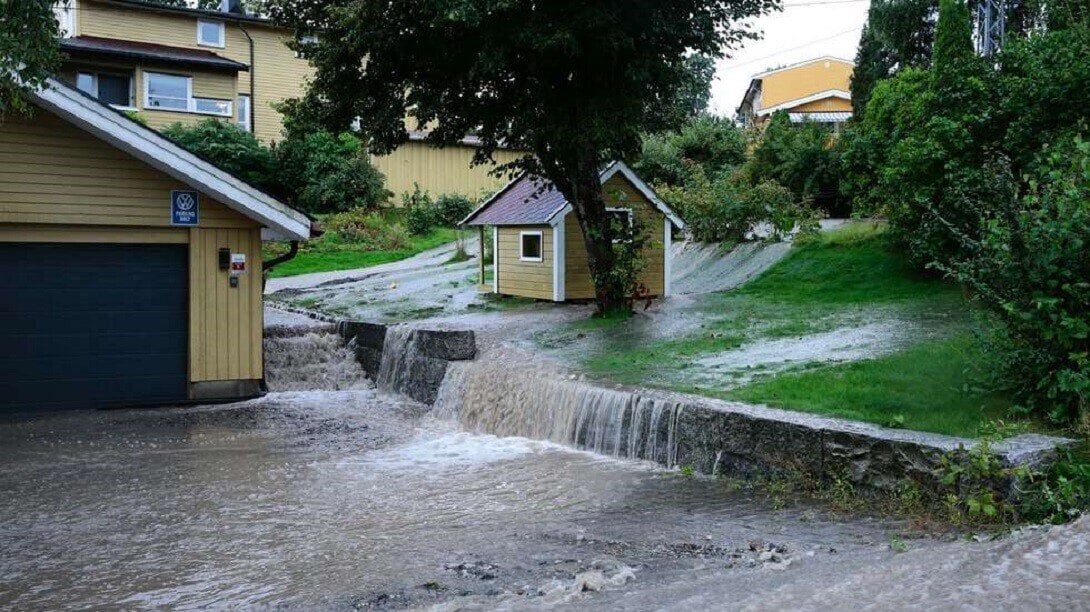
[0,243,188,414]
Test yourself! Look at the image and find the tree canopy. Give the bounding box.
[1,0,63,117]
[274,0,778,311]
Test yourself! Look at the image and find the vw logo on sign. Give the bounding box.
[175,192,196,211]
[171,190,200,226]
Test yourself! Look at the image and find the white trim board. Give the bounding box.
[599,161,685,229]
[750,56,855,80]
[552,220,565,302]
[491,226,499,293]
[518,230,544,262]
[32,78,310,240]
[663,219,672,296]
[757,89,851,116]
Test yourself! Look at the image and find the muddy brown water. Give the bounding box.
[1,328,1087,610]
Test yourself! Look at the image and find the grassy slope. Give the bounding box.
[265,227,458,278]
[579,224,1019,437]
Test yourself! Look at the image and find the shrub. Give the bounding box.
[944,136,1090,427]
[633,115,746,187]
[402,185,436,235]
[322,208,411,251]
[657,165,816,244]
[162,119,282,196]
[434,193,474,227]
[745,111,848,217]
[275,131,389,214]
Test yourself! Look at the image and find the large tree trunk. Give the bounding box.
[559,160,626,314]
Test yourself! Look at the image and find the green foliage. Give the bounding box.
[322,208,411,251]
[275,130,389,214]
[401,185,436,235]
[656,165,816,244]
[1019,445,1090,524]
[274,0,778,311]
[933,0,974,73]
[850,0,938,117]
[633,115,746,187]
[434,193,474,227]
[745,111,847,216]
[670,54,717,122]
[162,120,282,195]
[1,0,64,117]
[944,137,1090,427]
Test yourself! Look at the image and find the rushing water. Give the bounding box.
[1,325,1088,609]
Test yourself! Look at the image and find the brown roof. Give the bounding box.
[61,36,249,72]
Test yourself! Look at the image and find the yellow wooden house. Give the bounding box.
[52,0,522,200]
[461,162,684,302]
[0,78,311,414]
[736,56,855,127]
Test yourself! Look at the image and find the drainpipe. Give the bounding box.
[238,23,256,135]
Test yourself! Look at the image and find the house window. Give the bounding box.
[76,71,134,108]
[606,208,634,242]
[53,2,76,37]
[145,72,190,111]
[193,97,233,116]
[237,94,251,132]
[295,34,319,59]
[520,231,543,262]
[197,19,225,47]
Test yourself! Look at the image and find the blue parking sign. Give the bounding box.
[171,190,200,226]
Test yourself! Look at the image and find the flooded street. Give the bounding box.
[1,390,915,610]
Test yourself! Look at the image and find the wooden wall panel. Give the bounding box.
[188,227,263,382]
[564,174,666,299]
[496,225,553,300]
[759,59,853,110]
[372,142,525,202]
[0,111,258,230]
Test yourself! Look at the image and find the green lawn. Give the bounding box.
[727,335,1012,438]
[265,227,458,278]
[553,223,1031,437]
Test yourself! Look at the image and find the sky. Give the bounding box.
[708,0,872,117]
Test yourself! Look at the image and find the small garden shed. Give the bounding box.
[461,161,683,302]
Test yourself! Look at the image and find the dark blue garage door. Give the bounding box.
[0,243,188,414]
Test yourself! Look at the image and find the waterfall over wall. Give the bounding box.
[441,362,685,467]
[264,325,373,391]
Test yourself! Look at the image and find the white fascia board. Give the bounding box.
[598,161,685,229]
[750,56,855,80]
[33,79,311,241]
[756,89,851,116]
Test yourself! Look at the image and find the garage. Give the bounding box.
[0,78,311,414]
[0,243,188,413]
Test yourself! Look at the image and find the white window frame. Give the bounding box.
[295,34,319,59]
[519,230,544,262]
[606,207,634,243]
[197,19,226,48]
[76,70,136,110]
[143,72,232,117]
[237,94,251,132]
[54,1,77,37]
[192,97,233,117]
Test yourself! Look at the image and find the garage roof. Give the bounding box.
[460,161,684,229]
[31,78,311,241]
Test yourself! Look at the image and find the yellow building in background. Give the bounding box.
[736,56,854,127]
[52,0,521,202]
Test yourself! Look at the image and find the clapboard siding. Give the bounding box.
[496,225,554,300]
[564,174,666,299]
[0,112,257,229]
[75,0,312,142]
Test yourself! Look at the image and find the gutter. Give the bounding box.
[237,23,256,136]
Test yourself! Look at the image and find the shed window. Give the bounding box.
[198,19,225,47]
[76,71,134,108]
[606,208,634,242]
[145,72,190,111]
[520,231,543,262]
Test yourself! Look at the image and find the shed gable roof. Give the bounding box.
[30,78,311,240]
[460,161,683,229]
